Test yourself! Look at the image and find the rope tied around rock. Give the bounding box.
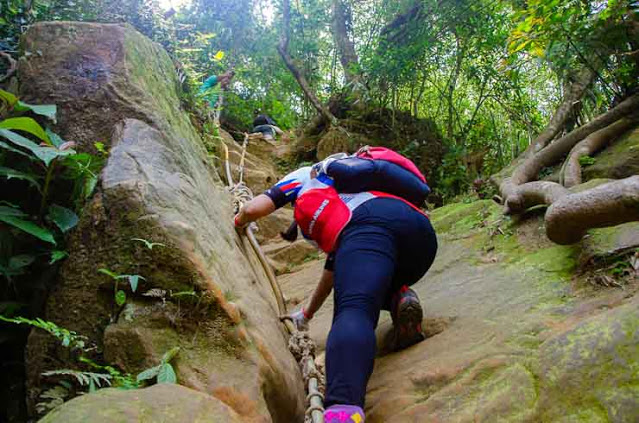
[221,132,325,423]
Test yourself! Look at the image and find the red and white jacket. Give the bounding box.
[265,171,426,253]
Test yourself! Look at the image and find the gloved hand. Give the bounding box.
[234,214,247,229]
[288,307,312,331]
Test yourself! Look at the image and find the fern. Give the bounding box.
[0,315,93,351]
[42,369,112,392]
[36,385,69,415]
[78,356,139,389]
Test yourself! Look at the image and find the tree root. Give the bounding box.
[545,176,639,245]
[504,181,570,214]
[499,93,639,208]
[561,117,638,188]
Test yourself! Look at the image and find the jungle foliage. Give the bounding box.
[2,1,637,198]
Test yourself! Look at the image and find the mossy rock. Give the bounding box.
[430,200,502,237]
[535,296,639,421]
[39,384,243,423]
[583,127,639,181]
[581,221,639,264]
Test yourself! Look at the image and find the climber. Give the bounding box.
[233,156,438,423]
[198,69,235,109]
[251,111,284,140]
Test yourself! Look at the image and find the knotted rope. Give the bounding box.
[221,133,325,423]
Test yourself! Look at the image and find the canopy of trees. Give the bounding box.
[2,0,637,200]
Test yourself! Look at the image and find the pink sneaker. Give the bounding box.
[324,404,365,422]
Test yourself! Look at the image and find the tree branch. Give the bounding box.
[278,0,338,126]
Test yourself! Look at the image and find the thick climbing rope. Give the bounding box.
[221,134,325,423]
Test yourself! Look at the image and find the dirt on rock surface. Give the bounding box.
[279,200,639,422]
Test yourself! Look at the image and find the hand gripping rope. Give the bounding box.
[221,134,325,423]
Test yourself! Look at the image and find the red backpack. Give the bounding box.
[355,146,427,183]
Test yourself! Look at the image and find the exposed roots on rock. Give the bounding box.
[561,117,638,188]
[545,176,639,245]
[504,181,570,214]
[498,93,639,207]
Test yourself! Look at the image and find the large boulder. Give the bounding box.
[39,384,243,423]
[19,22,304,422]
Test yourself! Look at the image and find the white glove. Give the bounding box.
[289,308,311,331]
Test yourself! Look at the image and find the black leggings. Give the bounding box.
[325,197,438,408]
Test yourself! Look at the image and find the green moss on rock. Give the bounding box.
[583,128,639,181]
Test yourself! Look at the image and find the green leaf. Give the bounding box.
[83,175,98,199]
[0,140,37,161]
[161,346,180,364]
[50,250,69,264]
[0,128,73,166]
[0,89,18,107]
[94,142,107,155]
[0,117,51,144]
[157,363,177,384]
[0,215,56,244]
[14,102,57,122]
[0,205,26,217]
[125,275,145,293]
[9,255,35,270]
[115,290,126,306]
[136,365,161,382]
[0,166,42,191]
[46,129,65,148]
[47,204,79,233]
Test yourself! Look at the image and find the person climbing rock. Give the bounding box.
[251,110,284,140]
[233,151,438,422]
[198,70,235,109]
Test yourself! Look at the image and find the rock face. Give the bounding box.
[280,200,639,422]
[39,384,243,423]
[19,22,304,422]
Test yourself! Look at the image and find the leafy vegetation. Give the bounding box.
[3,0,637,197]
[0,313,179,414]
[136,346,181,385]
[0,89,101,317]
[98,268,146,307]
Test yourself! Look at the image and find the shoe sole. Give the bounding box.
[393,298,425,351]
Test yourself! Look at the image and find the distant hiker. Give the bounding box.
[198,70,234,109]
[234,148,438,423]
[251,111,284,140]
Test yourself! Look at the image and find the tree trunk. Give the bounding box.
[278,0,337,126]
[522,67,597,158]
[447,33,464,141]
[499,93,639,210]
[331,0,359,85]
[545,176,639,245]
[561,117,637,188]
